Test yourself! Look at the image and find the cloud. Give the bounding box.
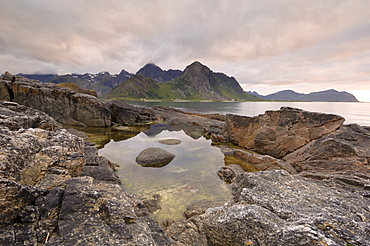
[0,0,369,97]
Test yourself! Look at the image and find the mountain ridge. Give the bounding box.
[248,89,358,102]
[107,61,257,100]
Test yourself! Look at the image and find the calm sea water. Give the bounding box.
[126,101,370,126]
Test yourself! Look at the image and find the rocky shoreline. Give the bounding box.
[1,73,370,245]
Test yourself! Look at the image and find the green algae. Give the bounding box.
[72,125,149,149]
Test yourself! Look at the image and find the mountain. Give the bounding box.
[49,70,133,97]
[17,73,58,82]
[107,74,161,99]
[136,63,182,83]
[107,61,258,100]
[249,89,358,102]
[18,70,133,98]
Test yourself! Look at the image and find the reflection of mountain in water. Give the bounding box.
[143,123,203,139]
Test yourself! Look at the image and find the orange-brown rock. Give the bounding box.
[224,107,345,158]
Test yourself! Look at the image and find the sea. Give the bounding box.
[125,101,370,126]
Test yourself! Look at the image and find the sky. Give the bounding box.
[1,0,370,102]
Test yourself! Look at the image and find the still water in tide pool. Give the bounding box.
[98,130,231,222]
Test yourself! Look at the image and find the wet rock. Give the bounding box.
[183,200,226,219]
[136,147,175,167]
[166,170,370,245]
[224,107,344,158]
[143,194,162,213]
[159,138,182,145]
[284,124,370,174]
[217,164,244,183]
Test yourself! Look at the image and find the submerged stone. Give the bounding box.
[159,138,182,145]
[135,147,175,167]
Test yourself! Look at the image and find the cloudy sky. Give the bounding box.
[1,0,370,101]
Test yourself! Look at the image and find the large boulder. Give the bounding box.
[165,170,370,245]
[284,124,370,174]
[136,147,175,167]
[224,107,344,158]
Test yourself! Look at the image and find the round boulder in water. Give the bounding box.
[136,147,175,167]
[159,138,182,145]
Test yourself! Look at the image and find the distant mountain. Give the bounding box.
[17,73,57,82]
[107,74,161,99]
[49,70,133,97]
[17,70,133,98]
[136,63,182,83]
[107,61,258,100]
[248,89,358,102]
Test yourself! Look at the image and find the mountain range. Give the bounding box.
[248,89,358,102]
[106,61,256,100]
[16,63,358,102]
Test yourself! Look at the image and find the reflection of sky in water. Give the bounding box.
[98,130,231,221]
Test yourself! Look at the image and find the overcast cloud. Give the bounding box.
[1,0,369,101]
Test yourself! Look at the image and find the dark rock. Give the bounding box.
[82,166,120,184]
[143,194,162,213]
[136,147,175,167]
[159,138,181,145]
[224,107,344,158]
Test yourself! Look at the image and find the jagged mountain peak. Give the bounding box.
[136,63,182,83]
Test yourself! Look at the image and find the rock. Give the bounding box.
[136,147,175,167]
[217,164,244,183]
[143,194,162,213]
[159,138,181,145]
[2,71,15,81]
[284,124,370,174]
[1,73,111,127]
[56,82,98,97]
[224,107,344,158]
[183,200,226,219]
[0,101,59,131]
[166,170,370,245]
[152,106,225,138]
[0,102,175,245]
[110,100,156,125]
[234,149,298,174]
[0,80,11,101]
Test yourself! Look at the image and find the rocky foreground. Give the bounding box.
[1,73,370,245]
